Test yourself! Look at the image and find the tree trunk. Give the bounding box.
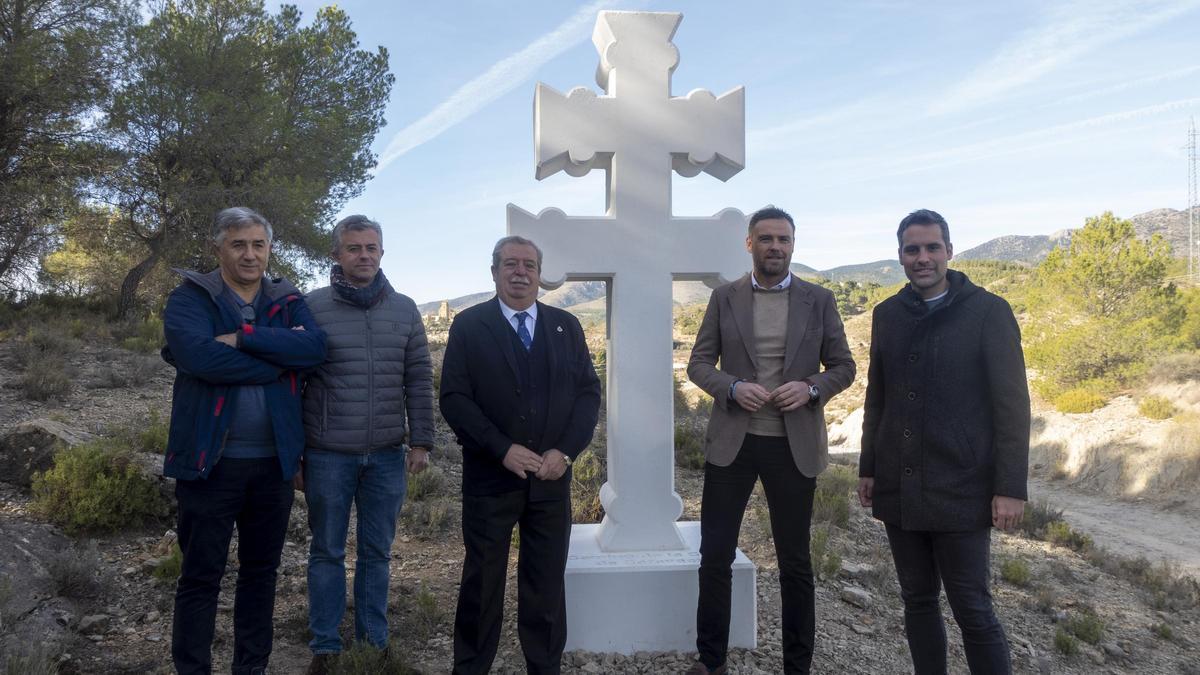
[116,241,163,319]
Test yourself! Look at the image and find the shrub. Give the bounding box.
[330,639,420,675]
[113,410,169,454]
[1053,388,1107,414]
[400,499,452,539]
[47,542,102,598]
[405,464,445,502]
[674,423,705,470]
[92,354,163,389]
[1146,352,1200,384]
[1151,622,1173,641]
[409,585,444,641]
[1020,500,1064,537]
[19,362,72,401]
[571,450,605,524]
[152,543,183,582]
[1044,521,1093,552]
[1,644,60,675]
[813,465,855,529]
[32,439,170,534]
[810,524,841,581]
[0,575,12,632]
[116,314,164,354]
[14,327,78,364]
[1054,627,1078,655]
[999,558,1031,587]
[1064,609,1104,644]
[1138,395,1176,420]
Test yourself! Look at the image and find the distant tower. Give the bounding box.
[1190,118,1198,281]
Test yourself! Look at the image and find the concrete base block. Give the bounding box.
[563,521,756,654]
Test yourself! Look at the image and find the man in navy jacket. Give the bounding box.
[163,206,326,675]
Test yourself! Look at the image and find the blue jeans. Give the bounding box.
[305,447,408,654]
[885,525,1012,675]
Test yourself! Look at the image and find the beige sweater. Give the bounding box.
[748,287,789,437]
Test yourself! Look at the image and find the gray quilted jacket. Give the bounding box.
[302,283,434,453]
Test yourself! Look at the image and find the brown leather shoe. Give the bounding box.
[305,654,335,675]
[685,661,727,675]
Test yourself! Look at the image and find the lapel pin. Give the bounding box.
[557,325,563,332]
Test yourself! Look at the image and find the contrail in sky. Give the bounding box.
[375,0,619,172]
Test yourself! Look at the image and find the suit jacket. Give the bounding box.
[439,297,601,499]
[687,274,856,477]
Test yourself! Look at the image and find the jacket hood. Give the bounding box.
[174,268,301,302]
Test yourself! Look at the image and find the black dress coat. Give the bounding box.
[859,270,1030,532]
[439,297,601,500]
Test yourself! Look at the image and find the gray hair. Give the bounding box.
[212,207,273,246]
[491,235,543,270]
[331,214,383,254]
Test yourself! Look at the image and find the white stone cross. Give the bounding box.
[509,10,747,552]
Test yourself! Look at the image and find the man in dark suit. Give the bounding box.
[440,235,601,675]
[687,207,856,675]
[858,209,1029,674]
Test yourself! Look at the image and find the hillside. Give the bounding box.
[415,207,1196,311]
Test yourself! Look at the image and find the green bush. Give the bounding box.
[405,464,445,502]
[674,423,705,470]
[48,542,102,598]
[330,639,420,675]
[1044,521,1093,552]
[1,644,60,675]
[32,439,170,534]
[1054,627,1078,655]
[152,543,183,582]
[113,410,169,454]
[1053,388,1107,414]
[1151,622,1173,641]
[570,450,605,524]
[116,314,164,353]
[810,524,841,581]
[1020,500,1064,537]
[1064,609,1105,644]
[400,499,452,539]
[1138,395,1176,420]
[999,558,1031,587]
[813,465,855,529]
[14,327,78,364]
[19,362,72,401]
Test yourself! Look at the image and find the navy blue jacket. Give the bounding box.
[162,269,327,481]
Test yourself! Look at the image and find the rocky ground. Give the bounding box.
[1,313,1198,674]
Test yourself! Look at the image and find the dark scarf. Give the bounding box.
[331,264,390,308]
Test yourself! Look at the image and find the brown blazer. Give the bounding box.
[687,274,856,477]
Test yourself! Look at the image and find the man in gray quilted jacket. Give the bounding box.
[300,214,434,673]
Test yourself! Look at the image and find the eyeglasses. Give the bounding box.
[240,304,256,324]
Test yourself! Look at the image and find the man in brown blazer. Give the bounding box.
[685,207,856,675]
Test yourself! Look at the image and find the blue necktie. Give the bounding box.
[514,311,533,351]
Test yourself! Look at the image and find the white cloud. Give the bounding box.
[933,0,1200,115]
[375,0,619,172]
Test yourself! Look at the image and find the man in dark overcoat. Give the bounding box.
[858,209,1030,674]
[440,235,601,675]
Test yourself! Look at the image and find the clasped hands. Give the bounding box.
[502,444,569,480]
[733,380,810,413]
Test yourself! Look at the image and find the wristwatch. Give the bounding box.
[803,378,820,406]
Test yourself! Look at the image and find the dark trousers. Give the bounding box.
[697,434,817,674]
[885,525,1012,675]
[453,490,571,675]
[172,458,294,675]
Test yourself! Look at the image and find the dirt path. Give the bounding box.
[1029,477,1200,578]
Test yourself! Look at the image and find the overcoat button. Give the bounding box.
[904,467,913,476]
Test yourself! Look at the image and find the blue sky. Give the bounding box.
[290,0,1200,304]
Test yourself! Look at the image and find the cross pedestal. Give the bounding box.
[507,11,756,653]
